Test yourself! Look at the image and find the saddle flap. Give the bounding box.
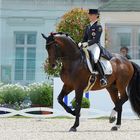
[82,48,112,75]
[100,57,112,75]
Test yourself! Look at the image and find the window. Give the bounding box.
[26,48,36,80]
[15,47,24,80]
[1,66,11,84]
[105,25,140,59]
[27,33,36,45]
[118,33,131,47]
[16,33,25,45]
[14,32,36,83]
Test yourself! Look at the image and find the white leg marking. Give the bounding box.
[110,109,117,118]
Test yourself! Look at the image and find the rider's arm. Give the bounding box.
[82,26,88,42]
[88,25,102,46]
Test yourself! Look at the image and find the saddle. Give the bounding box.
[81,48,113,75]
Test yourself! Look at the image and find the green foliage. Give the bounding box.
[71,97,90,108]
[0,83,53,108]
[28,83,53,107]
[44,8,89,76]
[0,84,27,105]
[57,8,90,43]
[44,58,62,77]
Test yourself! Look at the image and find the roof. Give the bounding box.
[99,0,140,12]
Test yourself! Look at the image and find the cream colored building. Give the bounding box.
[1,0,140,85]
[0,0,102,85]
[100,0,140,59]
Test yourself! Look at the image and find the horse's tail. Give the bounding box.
[128,62,140,116]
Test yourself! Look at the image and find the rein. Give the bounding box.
[46,40,81,61]
[46,41,56,47]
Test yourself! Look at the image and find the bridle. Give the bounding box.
[46,40,56,48]
[46,34,81,61]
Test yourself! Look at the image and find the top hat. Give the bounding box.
[88,9,99,15]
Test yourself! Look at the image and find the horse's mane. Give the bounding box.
[52,32,78,46]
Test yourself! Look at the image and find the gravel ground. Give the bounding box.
[0,118,140,140]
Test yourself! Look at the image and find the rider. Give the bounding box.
[78,9,107,87]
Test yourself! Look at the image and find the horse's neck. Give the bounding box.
[59,38,80,59]
[64,46,80,58]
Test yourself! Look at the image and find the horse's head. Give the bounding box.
[42,33,60,69]
[42,32,80,69]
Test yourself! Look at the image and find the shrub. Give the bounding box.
[71,97,90,108]
[56,8,90,43]
[28,83,53,107]
[0,84,27,106]
[0,83,3,87]
[44,58,62,77]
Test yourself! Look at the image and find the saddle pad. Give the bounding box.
[82,48,112,75]
[100,58,112,75]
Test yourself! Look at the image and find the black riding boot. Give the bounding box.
[89,52,96,83]
[96,61,107,87]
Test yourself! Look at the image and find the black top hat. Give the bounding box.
[88,9,99,15]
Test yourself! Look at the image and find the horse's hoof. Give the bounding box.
[69,127,77,132]
[111,126,118,131]
[109,116,116,123]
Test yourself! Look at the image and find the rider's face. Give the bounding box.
[88,14,98,22]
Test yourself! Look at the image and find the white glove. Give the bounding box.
[78,42,82,47]
[82,42,88,48]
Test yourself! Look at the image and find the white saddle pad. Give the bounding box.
[83,48,112,75]
[85,57,112,75]
[100,58,112,75]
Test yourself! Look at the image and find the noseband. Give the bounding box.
[46,41,56,48]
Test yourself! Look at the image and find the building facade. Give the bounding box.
[0,0,101,85]
[100,0,140,59]
[1,0,140,85]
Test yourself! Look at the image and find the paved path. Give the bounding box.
[0,118,140,140]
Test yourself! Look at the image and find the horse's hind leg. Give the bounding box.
[57,85,75,116]
[107,86,119,123]
[108,84,128,131]
[111,93,128,131]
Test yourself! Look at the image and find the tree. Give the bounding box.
[56,8,90,43]
[44,8,90,76]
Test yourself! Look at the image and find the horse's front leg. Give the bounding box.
[57,85,75,116]
[69,89,83,132]
[109,107,117,123]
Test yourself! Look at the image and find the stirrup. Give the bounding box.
[100,78,107,87]
[90,74,96,83]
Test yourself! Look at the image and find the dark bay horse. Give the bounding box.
[42,32,140,132]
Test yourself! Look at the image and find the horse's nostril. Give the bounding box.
[52,64,56,68]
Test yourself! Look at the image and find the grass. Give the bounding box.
[95,116,109,120]
[5,116,109,119]
[4,115,73,119]
[9,115,31,119]
[47,116,73,119]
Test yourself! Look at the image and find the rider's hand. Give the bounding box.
[82,42,88,48]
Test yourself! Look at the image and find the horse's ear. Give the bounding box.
[65,33,69,36]
[41,33,48,40]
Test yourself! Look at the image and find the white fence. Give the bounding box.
[0,107,73,118]
[0,76,138,119]
[53,77,138,119]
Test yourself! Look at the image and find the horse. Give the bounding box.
[42,32,140,132]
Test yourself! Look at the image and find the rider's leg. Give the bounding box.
[96,61,107,87]
[88,44,107,87]
[89,51,95,70]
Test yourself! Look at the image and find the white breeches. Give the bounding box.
[87,43,100,63]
